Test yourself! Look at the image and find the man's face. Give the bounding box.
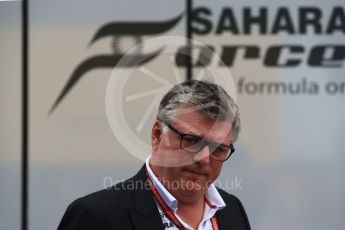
[151,106,233,202]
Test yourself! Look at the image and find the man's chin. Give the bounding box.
[180,178,208,193]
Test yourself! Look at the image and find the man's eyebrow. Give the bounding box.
[187,130,232,146]
[184,132,203,139]
[186,133,231,147]
[172,118,231,145]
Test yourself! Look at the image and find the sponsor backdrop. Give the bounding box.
[1,0,345,229]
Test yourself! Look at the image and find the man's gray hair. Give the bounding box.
[157,80,241,142]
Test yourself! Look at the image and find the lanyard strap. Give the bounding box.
[145,168,220,230]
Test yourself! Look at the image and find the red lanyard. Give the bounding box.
[145,168,220,230]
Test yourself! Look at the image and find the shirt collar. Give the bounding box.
[146,156,178,210]
[145,156,226,212]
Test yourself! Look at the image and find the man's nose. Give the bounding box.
[192,145,211,164]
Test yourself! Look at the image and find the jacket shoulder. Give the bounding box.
[57,180,136,230]
[74,179,136,215]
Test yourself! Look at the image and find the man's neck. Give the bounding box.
[177,197,205,230]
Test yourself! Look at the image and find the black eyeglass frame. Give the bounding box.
[161,121,235,162]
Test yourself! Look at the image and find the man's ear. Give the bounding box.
[152,120,162,152]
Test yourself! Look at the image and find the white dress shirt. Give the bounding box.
[146,156,226,230]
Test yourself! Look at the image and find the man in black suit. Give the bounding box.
[58,80,250,229]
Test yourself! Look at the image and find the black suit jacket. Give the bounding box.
[58,165,251,230]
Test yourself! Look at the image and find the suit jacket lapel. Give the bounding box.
[129,165,163,230]
[216,208,233,230]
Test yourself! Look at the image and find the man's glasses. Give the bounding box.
[162,122,235,162]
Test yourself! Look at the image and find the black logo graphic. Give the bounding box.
[49,6,345,114]
[49,14,183,114]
